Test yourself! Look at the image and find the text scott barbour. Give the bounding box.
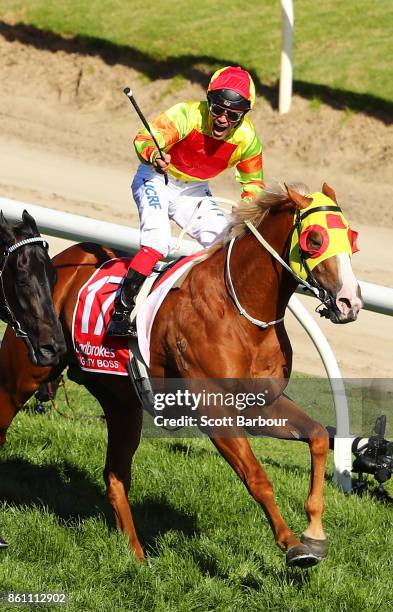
[152,389,289,429]
[153,414,289,428]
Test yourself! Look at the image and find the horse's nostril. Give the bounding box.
[338,297,352,309]
[40,345,56,357]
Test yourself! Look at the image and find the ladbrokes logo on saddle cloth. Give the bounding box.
[72,254,203,375]
[72,258,130,375]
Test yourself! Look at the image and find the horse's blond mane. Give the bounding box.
[202,181,310,259]
[226,180,310,242]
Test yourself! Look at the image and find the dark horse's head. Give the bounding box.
[0,210,66,366]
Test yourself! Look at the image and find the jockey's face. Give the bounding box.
[209,103,244,140]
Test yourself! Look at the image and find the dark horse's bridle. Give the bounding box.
[0,236,49,341]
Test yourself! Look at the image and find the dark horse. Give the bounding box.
[0,210,66,366]
[0,209,66,547]
[0,183,362,566]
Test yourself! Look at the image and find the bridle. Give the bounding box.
[226,205,344,327]
[0,236,49,341]
[292,205,345,318]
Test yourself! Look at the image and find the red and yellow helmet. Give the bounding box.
[207,66,256,111]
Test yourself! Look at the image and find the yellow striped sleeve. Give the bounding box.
[133,103,191,163]
[234,126,264,201]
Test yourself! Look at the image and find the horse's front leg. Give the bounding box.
[210,435,318,566]
[0,340,53,445]
[85,378,144,559]
[258,394,329,559]
[0,334,55,548]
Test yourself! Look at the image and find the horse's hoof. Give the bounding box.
[286,543,320,568]
[0,537,8,549]
[300,534,328,560]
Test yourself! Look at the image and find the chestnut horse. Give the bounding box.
[0,183,362,566]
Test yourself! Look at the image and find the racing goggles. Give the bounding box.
[209,103,245,122]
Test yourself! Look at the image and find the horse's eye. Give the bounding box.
[306,232,322,251]
[299,225,329,258]
[308,237,321,249]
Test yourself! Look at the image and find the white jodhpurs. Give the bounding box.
[131,164,229,256]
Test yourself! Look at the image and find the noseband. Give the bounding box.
[0,236,49,340]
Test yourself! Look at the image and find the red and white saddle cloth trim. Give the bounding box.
[72,252,203,375]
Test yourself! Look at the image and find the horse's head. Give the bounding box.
[0,210,66,366]
[287,183,363,323]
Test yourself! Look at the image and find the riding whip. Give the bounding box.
[123,87,169,185]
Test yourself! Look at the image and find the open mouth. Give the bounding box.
[212,121,230,138]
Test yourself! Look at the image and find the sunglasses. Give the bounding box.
[209,103,245,122]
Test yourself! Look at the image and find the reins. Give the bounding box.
[0,236,49,339]
[245,219,321,297]
[225,205,342,327]
[226,236,285,329]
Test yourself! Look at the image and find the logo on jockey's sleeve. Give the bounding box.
[144,180,161,209]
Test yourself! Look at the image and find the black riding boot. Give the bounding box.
[106,269,147,337]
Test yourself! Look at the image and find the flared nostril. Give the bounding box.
[40,344,57,357]
[338,297,351,308]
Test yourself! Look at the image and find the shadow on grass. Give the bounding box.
[260,454,335,484]
[166,441,212,458]
[134,497,200,555]
[190,545,314,586]
[1,21,392,124]
[0,458,112,522]
[0,458,199,550]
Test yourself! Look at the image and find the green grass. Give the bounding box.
[1,377,393,611]
[1,0,392,112]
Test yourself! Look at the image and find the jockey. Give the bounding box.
[107,65,264,336]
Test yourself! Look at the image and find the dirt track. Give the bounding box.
[0,30,392,379]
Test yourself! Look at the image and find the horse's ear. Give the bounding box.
[322,182,337,203]
[285,185,313,209]
[22,210,39,234]
[0,211,13,245]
